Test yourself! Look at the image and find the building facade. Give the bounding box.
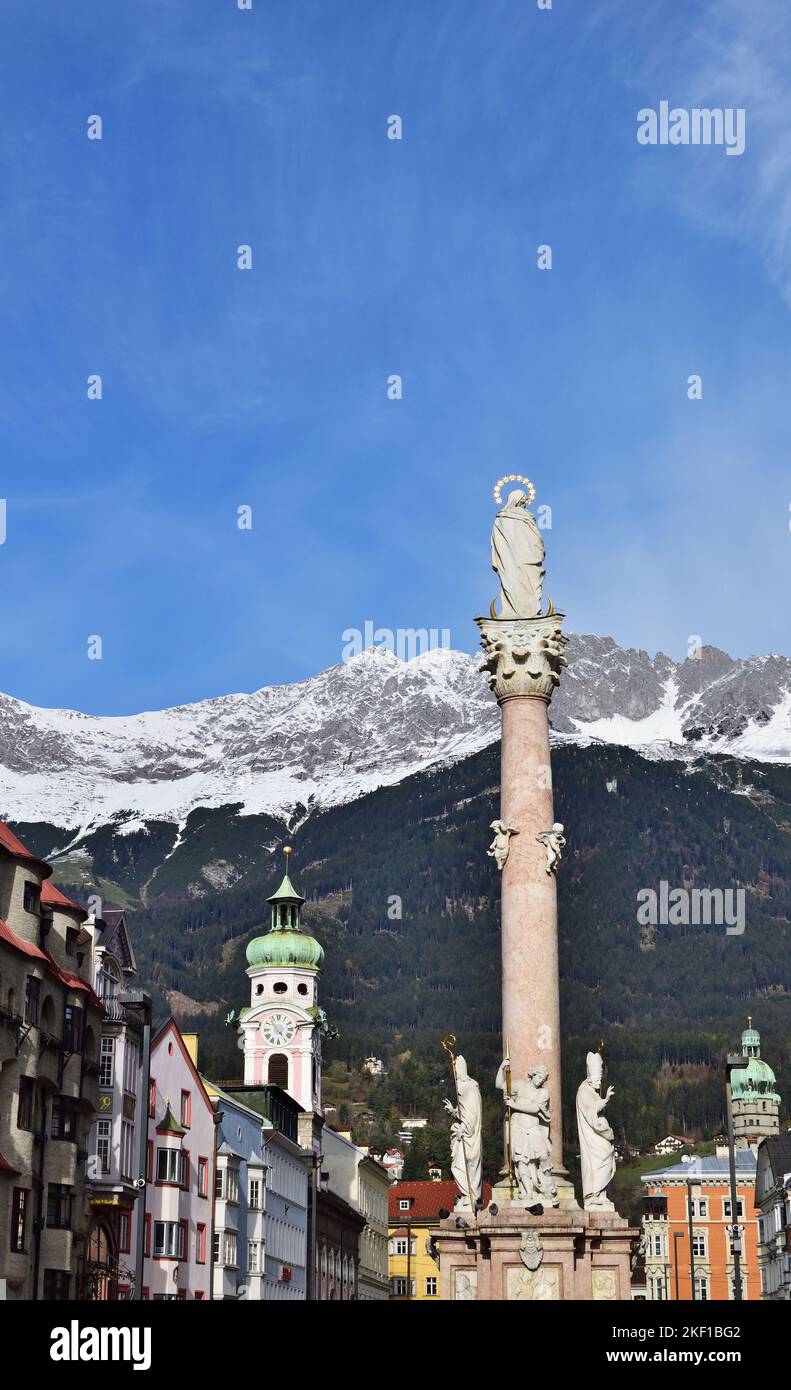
[204,1079,309,1300]
[321,1126,389,1300]
[755,1132,791,1300]
[133,1022,216,1301]
[316,1182,365,1300]
[388,1180,492,1301]
[85,909,143,1299]
[640,1151,760,1300]
[0,822,103,1301]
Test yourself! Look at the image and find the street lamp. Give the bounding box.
[725,1052,749,1302]
[120,990,152,1302]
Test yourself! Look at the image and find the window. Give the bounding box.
[46,1185,73,1230]
[149,1078,156,1118]
[650,1277,666,1300]
[248,1240,259,1273]
[212,1232,220,1264]
[426,1276,437,1296]
[223,1232,237,1267]
[120,1121,134,1180]
[119,1212,131,1254]
[63,1004,83,1051]
[156,1148,186,1186]
[691,1231,706,1258]
[652,1233,665,1258]
[394,1238,408,1256]
[11,1189,28,1252]
[65,927,79,957]
[399,1199,411,1211]
[180,1090,191,1128]
[695,1198,708,1218]
[17,1076,35,1131]
[24,975,40,1025]
[248,1177,261,1210]
[123,1039,139,1095]
[391,1277,414,1297]
[198,1157,208,1198]
[153,1221,185,1259]
[51,1096,78,1142]
[215,1169,223,1199]
[723,1199,744,1219]
[195,1291,204,1301]
[42,1270,70,1301]
[267,1053,289,1088]
[98,958,120,1009]
[23,881,39,914]
[694,1275,709,1300]
[273,981,288,994]
[99,1037,115,1088]
[96,1120,112,1174]
[196,1223,206,1264]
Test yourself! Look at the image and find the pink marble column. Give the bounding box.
[499,691,563,1167]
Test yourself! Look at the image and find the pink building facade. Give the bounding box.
[132,1020,216,1301]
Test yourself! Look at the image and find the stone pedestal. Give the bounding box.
[476,612,569,1176]
[434,1204,637,1301]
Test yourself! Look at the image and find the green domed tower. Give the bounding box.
[731,1017,781,1146]
[240,847,326,1122]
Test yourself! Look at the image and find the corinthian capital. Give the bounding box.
[475,613,568,704]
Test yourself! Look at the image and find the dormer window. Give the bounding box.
[399,1199,412,1211]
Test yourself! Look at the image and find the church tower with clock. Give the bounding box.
[240,847,326,1130]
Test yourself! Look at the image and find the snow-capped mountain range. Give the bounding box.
[1,636,790,840]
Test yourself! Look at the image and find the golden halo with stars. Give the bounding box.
[492,474,536,507]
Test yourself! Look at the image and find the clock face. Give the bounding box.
[262,1013,296,1046]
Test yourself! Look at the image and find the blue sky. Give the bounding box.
[1,0,789,715]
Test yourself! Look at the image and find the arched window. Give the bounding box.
[98,957,121,1013]
[268,1054,289,1089]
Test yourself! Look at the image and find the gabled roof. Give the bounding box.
[96,909,136,974]
[0,820,52,877]
[150,1018,215,1121]
[388,1180,493,1222]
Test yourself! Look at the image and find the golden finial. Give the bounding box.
[747,1014,752,1028]
[284,845,292,859]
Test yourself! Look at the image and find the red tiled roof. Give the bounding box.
[389,1179,493,1222]
[0,918,49,961]
[0,918,103,1011]
[0,820,51,875]
[41,879,86,918]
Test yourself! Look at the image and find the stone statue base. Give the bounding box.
[434,1204,637,1301]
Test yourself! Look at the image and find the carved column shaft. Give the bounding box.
[476,613,569,1175]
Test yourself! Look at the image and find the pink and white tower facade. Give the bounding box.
[239,847,325,1141]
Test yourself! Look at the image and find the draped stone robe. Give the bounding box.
[491,497,545,619]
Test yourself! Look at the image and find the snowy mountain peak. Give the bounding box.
[0,636,789,835]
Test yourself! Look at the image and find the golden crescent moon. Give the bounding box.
[489,597,498,619]
[546,597,554,616]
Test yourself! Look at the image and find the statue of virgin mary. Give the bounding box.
[491,489,545,619]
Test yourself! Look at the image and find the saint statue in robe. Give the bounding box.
[444,1055,483,1212]
[491,489,545,619]
[496,1059,558,1209]
[576,1051,616,1211]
